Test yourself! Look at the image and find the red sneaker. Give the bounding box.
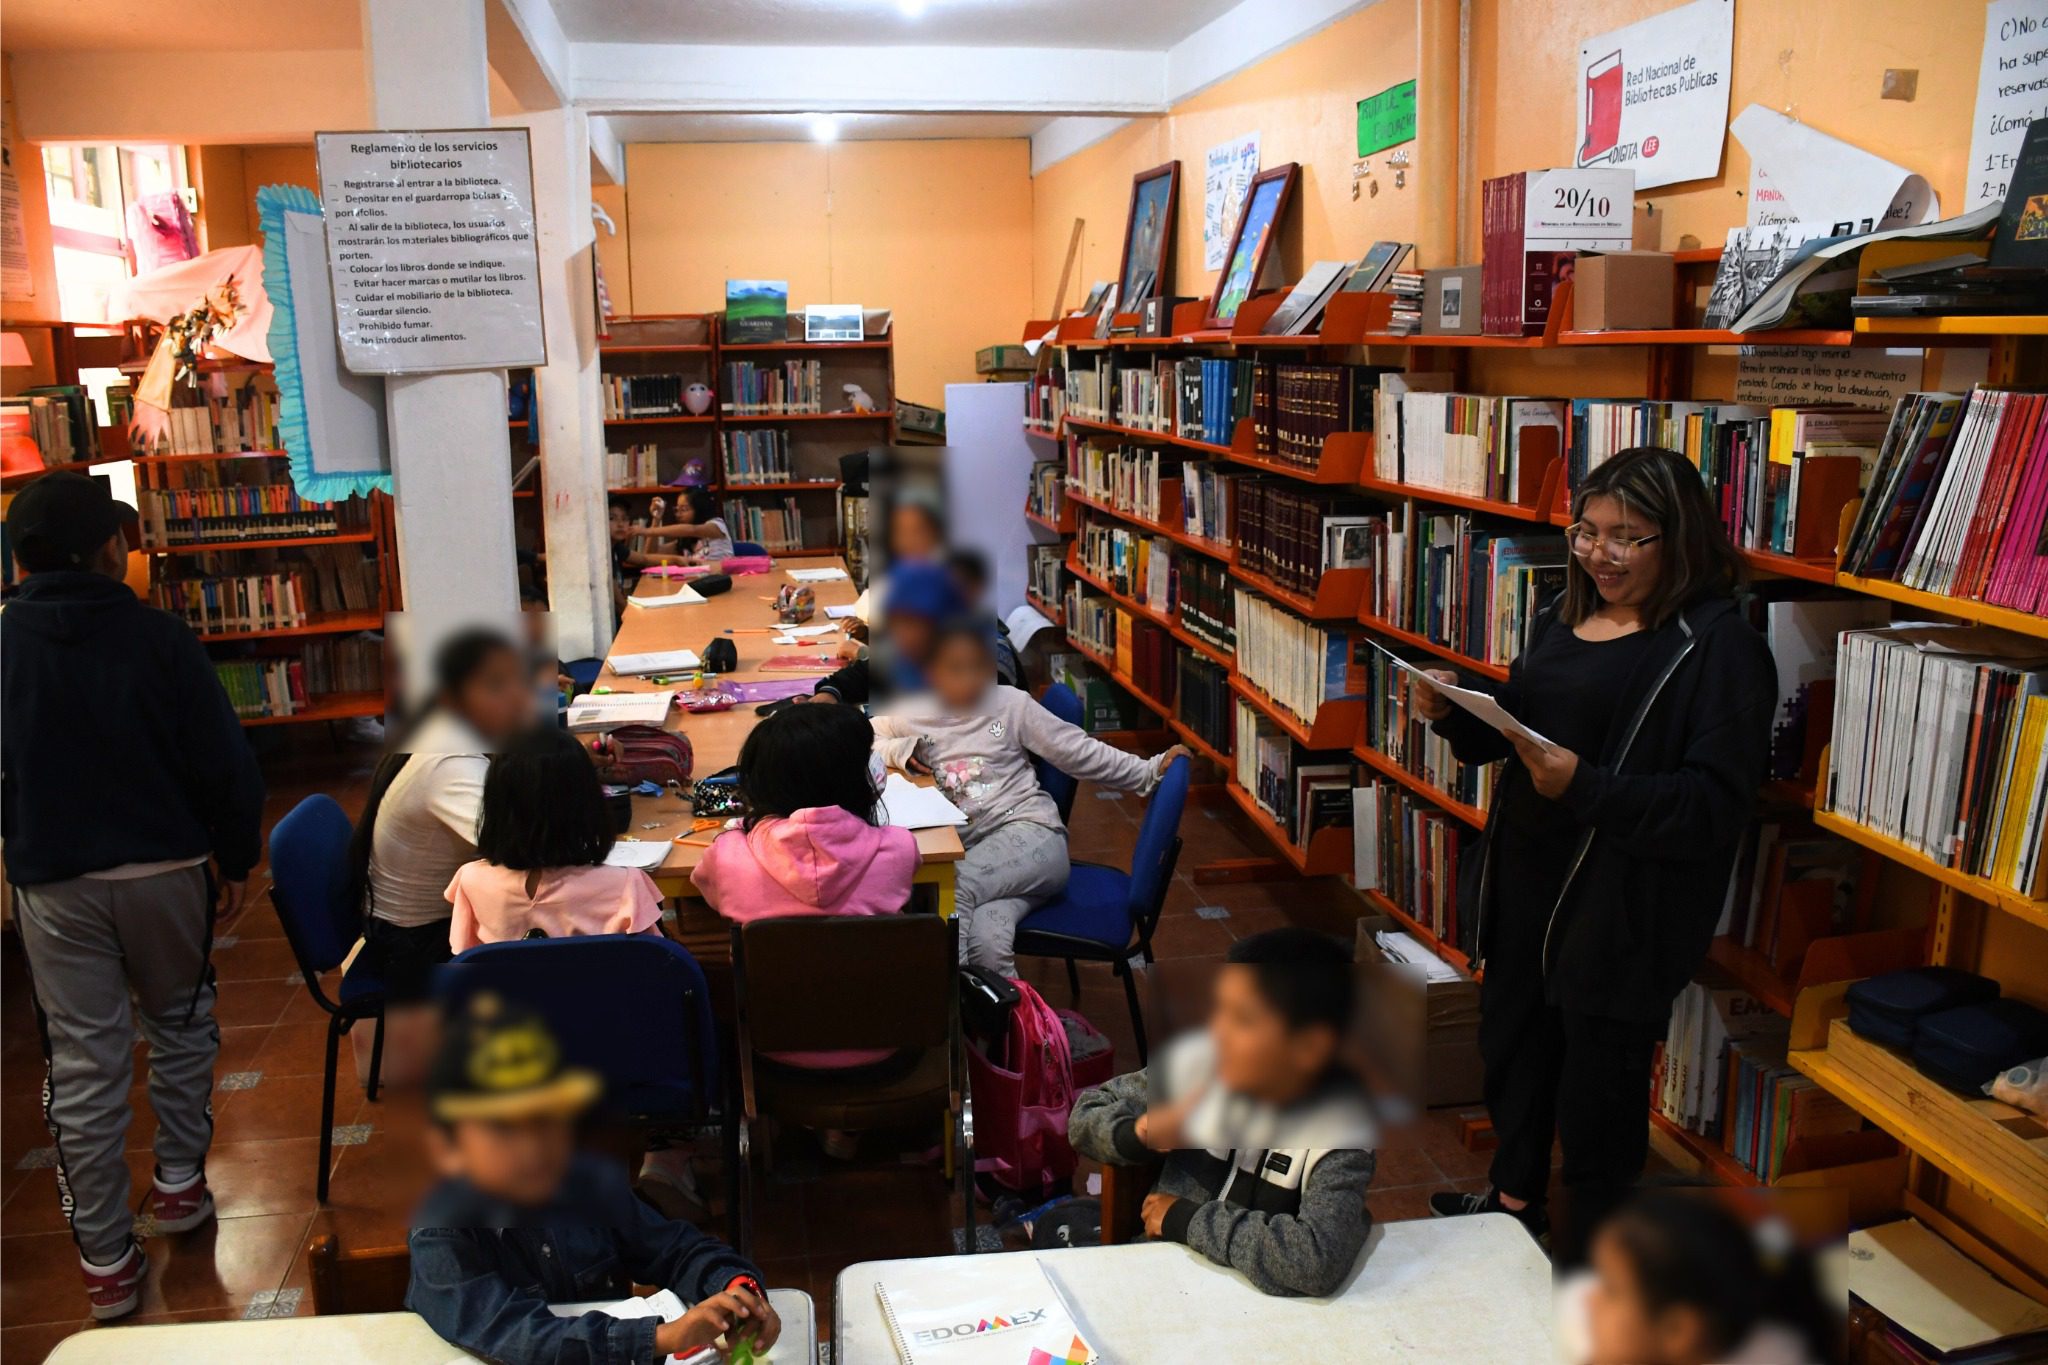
[81,1241,146,1320]
[149,1172,214,1233]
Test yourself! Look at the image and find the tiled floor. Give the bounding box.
[0,730,1549,1360]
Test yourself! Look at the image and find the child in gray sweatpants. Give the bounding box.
[871,621,1187,976]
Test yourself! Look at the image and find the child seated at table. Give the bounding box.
[444,726,665,952]
[635,486,736,564]
[408,994,780,1362]
[1069,928,1377,1298]
[868,617,1188,976]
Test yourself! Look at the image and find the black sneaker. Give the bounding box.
[1427,1186,1549,1242]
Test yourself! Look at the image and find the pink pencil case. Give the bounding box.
[643,564,711,578]
[721,555,775,575]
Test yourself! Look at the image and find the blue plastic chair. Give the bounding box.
[1012,757,1189,1063]
[562,658,605,692]
[267,795,385,1202]
[436,936,742,1248]
[1032,682,1084,823]
[730,540,768,558]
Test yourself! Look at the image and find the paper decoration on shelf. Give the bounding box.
[1203,132,1260,270]
[1732,105,1938,233]
[1968,0,2048,210]
[1573,0,1733,191]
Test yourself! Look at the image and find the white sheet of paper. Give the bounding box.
[779,624,839,636]
[786,567,848,583]
[609,650,702,676]
[1730,105,1938,231]
[628,585,707,609]
[1004,602,1058,652]
[879,772,968,829]
[1838,1220,2048,1353]
[1364,638,1557,750]
[603,840,672,870]
[566,691,674,731]
[825,604,859,619]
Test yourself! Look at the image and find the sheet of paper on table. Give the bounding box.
[603,840,674,870]
[777,625,839,637]
[786,567,849,583]
[879,773,968,828]
[566,691,674,731]
[629,585,707,609]
[824,604,859,619]
[610,649,703,676]
[1361,637,1555,750]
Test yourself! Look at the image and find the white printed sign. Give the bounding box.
[1733,105,1938,232]
[1734,347,1923,410]
[1524,169,1635,250]
[1575,0,1733,191]
[314,129,546,374]
[1203,133,1260,271]
[1969,0,2048,209]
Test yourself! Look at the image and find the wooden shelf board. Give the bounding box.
[192,611,383,644]
[1024,592,1066,626]
[1812,808,2048,930]
[1350,740,1489,830]
[1066,555,1235,667]
[146,531,377,555]
[725,481,843,493]
[1066,489,1233,561]
[1704,937,1795,1017]
[1023,423,1061,442]
[128,448,289,465]
[1222,778,1352,876]
[1852,314,2048,336]
[1024,505,1073,535]
[1226,672,1360,751]
[1560,328,1853,347]
[1357,612,1512,682]
[717,339,894,351]
[1223,446,1364,485]
[1360,887,1473,976]
[604,414,717,426]
[1063,414,1235,458]
[1230,560,1367,620]
[1647,1111,1761,1188]
[721,411,891,424]
[1833,572,2048,641]
[598,343,713,354]
[1741,549,1840,585]
[239,690,385,727]
[1353,472,1557,523]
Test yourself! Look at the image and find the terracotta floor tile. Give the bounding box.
[210,1074,335,1146]
[2,1230,98,1326]
[205,1026,272,1078]
[208,980,298,1031]
[199,1138,327,1220]
[136,1210,310,1315]
[1142,909,1236,961]
[209,938,303,983]
[277,976,342,1026]
[1367,1140,1443,1191]
[249,1020,350,1082]
[324,1133,435,1225]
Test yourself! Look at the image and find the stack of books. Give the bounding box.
[721,360,824,415]
[1385,271,1424,335]
[136,388,279,454]
[139,480,368,546]
[213,636,379,718]
[1715,819,1874,967]
[1070,441,1160,520]
[1231,591,1360,725]
[1652,970,1782,1142]
[1078,521,1174,612]
[1234,699,1349,844]
[605,444,661,487]
[151,559,377,633]
[1722,1035,1865,1182]
[1061,355,1112,423]
[1064,586,1118,659]
[1026,361,1065,432]
[1399,517,1569,666]
[1027,543,1066,608]
[1027,459,1066,522]
[1121,617,1177,704]
[722,429,795,484]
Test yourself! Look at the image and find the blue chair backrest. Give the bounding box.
[268,794,359,975]
[1127,757,1190,920]
[1032,683,1084,822]
[439,936,720,1118]
[562,658,605,690]
[731,540,768,558]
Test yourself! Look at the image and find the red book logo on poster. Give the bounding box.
[1580,50,1623,163]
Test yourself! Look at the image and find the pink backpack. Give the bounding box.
[967,978,1114,1194]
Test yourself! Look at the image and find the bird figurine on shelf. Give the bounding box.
[843,382,877,413]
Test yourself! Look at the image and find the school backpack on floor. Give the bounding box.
[605,724,694,786]
[966,975,1114,1197]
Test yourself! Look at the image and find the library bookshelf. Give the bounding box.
[1014,275,2048,1265]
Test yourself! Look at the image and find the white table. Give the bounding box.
[834,1215,1554,1363]
[46,1289,816,1363]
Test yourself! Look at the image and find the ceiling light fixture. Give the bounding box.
[898,0,928,17]
[809,113,840,143]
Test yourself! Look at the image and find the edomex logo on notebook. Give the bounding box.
[912,1308,1049,1344]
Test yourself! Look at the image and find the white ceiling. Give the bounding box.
[552,0,1245,51]
[1,0,357,50]
[607,111,1055,143]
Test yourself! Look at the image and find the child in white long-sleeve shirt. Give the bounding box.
[870,619,1187,975]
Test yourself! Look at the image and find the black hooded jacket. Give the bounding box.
[1432,594,1775,1023]
[2,571,265,886]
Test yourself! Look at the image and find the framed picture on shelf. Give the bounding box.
[804,303,864,342]
[1118,161,1180,310]
[1204,162,1299,329]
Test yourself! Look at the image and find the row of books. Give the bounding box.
[1179,460,1234,545]
[605,444,662,487]
[1028,460,1066,524]
[1234,480,1373,596]
[1060,355,1252,447]
[721,429,799,484]
[601,372,701,419]
[1176,652,1233,757]
[1235,700,1350,845]
[1374,385,1565,507]
[1178,556,1235,652]
[1722,1036,1865,1183]
[150,552,381,633]
[1654,971,1778,1139]
[138,485,370,546]
[1714,819,1874,972]
[1026,365,1064,432]
[1352,777,1466,949]
[143,388,281,455]
[1117,617,1177,707]
[1231,590,1359,726]
[721,360,826,416]
[1361,645,1498,814]
[1068,440,1162,522]
[1078,522,1172,614]
[1399,517,1568,667]
[1065,586,1117,660]
[1827,622,2048,897]
[1842,388,2048,612]
[0,386,101,463]
[1027,543,1066,610]
[1249,364,1388,470]
[718,497,809,553]
[213,637,380,718]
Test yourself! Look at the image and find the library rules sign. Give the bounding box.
[314,129,547,374]
[1574,0,1733,191]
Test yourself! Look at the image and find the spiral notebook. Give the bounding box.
[875,1256,1097,1364]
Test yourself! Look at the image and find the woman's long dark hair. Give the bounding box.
[735,703,881,831]
[345,628,522,911]
[1560,446,1743,630]
[475,726,614,870]
[680,485,716,524]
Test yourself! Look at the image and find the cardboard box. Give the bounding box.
[1354,916,1484,1108]
[976,344,1035,375]
[1573,251,1677,332]
[895,399,944,437]
[1422,266,1483,335]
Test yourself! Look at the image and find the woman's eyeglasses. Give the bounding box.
[1565,522,1662,564]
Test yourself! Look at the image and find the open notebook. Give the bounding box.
[876,1256,1096,1364]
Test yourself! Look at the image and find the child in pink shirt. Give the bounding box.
[446,727,663,952]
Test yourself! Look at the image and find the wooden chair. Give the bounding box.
[306,1232,411,1315]
[1097,1157,1164,1245]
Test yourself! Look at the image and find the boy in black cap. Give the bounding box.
[2,471,264,1318]
[408,994,780,1362]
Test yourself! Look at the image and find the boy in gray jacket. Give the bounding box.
[1070,928,1376,1297]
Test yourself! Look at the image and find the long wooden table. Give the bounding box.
[601,556,965,919]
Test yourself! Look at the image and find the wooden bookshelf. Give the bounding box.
[1812,807,2048,933]
[1356,611,1512,683]
[1224,778,1354,876]
[1065,552,1235,668]
[1227,671,1362,752]
[1360,886,1472,974]
[1833,571,2048,641]
[145,531,377,556]
[239,690,385,727]
[1063,414,1236,459]
[1231,560,1368,620]
[1065,488,1234,562]
[1349,739,1488,830]
[191,610,384,644]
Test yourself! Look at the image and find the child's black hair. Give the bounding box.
[1601,1189,1836,1362]
[930,613,998,661]
[1226,927,1354,1033]
[678,485,716,524]
[475,726,615,869]
[735,703,880,831]
[946,546,992,594]
[434,626,520,700]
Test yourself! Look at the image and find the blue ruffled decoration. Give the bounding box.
[258,184,393,501]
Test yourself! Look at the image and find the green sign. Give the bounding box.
[1356,80,1418,158]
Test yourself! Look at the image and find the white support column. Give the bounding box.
[518,106,613,660]
[360,0,519,646]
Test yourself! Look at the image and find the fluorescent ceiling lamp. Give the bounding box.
[809,114,839,143]
[898,0,928,16]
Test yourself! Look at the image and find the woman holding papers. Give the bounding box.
[1414,447,1774,1263]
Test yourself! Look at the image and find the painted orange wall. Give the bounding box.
[1031,2,1422,317]
[593,182,632,318]
[622,138,1033,406]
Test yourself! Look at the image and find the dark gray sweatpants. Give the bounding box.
[15,865,218,1262]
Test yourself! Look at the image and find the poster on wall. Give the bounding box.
[314,128,546,374]
[1204,133,1260,271]
[1574,0,1733,191]
[1733,105,1939,232]
[1968,0,2048,209]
